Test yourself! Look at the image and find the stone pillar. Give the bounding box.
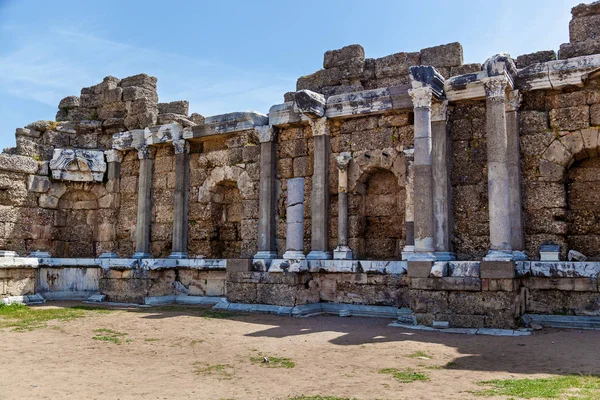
[409,86,435,259]
[132,145,153,259]
[283,177,305,260]
[254,126,278,261]
[101,150,123,258]
[401,149,415,260]
[333,152,352,260]
[307,117,331,260]
[169,139,189,259]
[483,76,513,260]
[431,101,455,261]
[506,90,526,259]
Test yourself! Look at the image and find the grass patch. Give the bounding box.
[473,375,600,398]
[290,396,357,400]
[92,328,128,344]
[194,363,234,380]
[379,368,429,383]
[406,351,432,359]
[144,338,160,342]
[250,354,295,369]
[0,303,110,331]
[149,306,237,319]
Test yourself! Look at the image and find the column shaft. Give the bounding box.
[283,177,305,259]
[484,77,513,258]
[170,140,189,258]
[333,152,352,260]
[133,146,153,258]
[307,118,331,260]
[506,91,525,252]
[401,151,415,260]
[255,140,278,259]
[432,102,453,259]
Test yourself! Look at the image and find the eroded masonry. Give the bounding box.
[2,1,600,329]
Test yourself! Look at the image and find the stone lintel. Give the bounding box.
[483,53,517,83]
[480,260,516,279]
[516,53,600,91]
[49,148,106,182]
[112,123,182,150]
[407,261,434,278]
[104,149,123,163]
[444,70,488,101]
[256,125,276,143]
[408,65,445,100]
[186,111,268,139]
[293,90,326,118]
[325,87,393,119]
[268,102,309,127]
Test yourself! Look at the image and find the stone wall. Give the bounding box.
[117,150,140,256]
[151,145,175,257]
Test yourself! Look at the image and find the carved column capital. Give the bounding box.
[408,86,433,109]
[173,139,188,154]
[431,101,448,122]
[335,152,352,171]
[256,125,276,143]
[483,76,508,99]
[136,145,151,160]
[104,149,123,163]
[506,90,522,112]
[308,117,329,136]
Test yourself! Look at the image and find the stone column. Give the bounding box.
[483,76,513,260]
[401,149,415,260]
[283,177,305,260]
[132,145,153,259]
[254,126,278,261]
[431,101,455,261]
[101,150,123,258]
[409,86,435,259]
[333,152,352,260]
[169,139,189,259]
[506,90,526,259]
[307,117,331,260]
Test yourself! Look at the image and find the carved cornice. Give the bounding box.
[50,148,106,182]
[104,149,123,163]
[335,152,352,170]
[483,76,508,99]
[408,87,433,109]
[136,145,151,160]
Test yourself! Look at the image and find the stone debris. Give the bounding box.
[568,249,588,261]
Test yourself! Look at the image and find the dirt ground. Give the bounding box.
[1,302,599,400]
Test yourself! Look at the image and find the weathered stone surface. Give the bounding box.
[49,149,106,182]
[58,96,80,110]
[516,51,557,68]
[559,39,600,59]
[480,261,515,279]
[294,90,326,118]
[0,154,39,174]
[420,42,463,68]
[323,44,365,69]
[158,101,189,116]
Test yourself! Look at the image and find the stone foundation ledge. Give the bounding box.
[268,259,409,274]
[0,257,227,271]
[517,261,600,278]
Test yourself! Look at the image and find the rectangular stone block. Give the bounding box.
[480,261,515,279]
[408,261,433,278]
[226,259,252,273]
[482,278,519,292]
[523,277,597,292]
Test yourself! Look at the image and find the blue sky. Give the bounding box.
[0,0,581,150]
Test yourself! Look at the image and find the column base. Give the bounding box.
[29,250,51,258]
[401,245,415,260]
[307,250,331,260]
[283,250,306,260]
[333,246,353,260]
[0,250,18,257]
[406,251,437,261]
[434,252,456,261]
[99,252,118,259]
[512,250,528,261]
[483,249,514,261]
[253,251,278,260]
[168,252,188,259]
[132,252,152,259]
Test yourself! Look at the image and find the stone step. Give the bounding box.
[523,314,600,330]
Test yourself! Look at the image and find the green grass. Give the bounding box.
[194,363,234,380]
[379,368,429,383]
[92,328,128,344]
[250,354,295,369]
[473,375,600,399]
[406,351,432,359]
[149,306,236,319]
[289,396,357,400]
[0,303,110,331]
[144,338,160,342]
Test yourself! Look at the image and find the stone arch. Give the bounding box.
[347,148,406,260]
[53,189,99,257]
[197,165,254,203]
[537,127,600,259]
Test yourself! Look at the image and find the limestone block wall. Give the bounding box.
[188,130,260,258]
[519,77,600,260]
[117,150,140,256]
[448,100,489,260]
[150,145,176,257]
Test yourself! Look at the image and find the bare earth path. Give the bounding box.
[0,302,599,400]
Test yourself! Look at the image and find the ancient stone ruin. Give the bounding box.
[2,1,600,330]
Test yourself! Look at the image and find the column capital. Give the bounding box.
[308,117,329,136]
[431,101,448,122]
[256,125,276,143]
[136,144,151,160]
[506,90,522,112]
[293,89,326,118]
[408,86,433,109]
[335,152,352,170]
[173,139,189,154]
[483,76,508,99]
[104,149,123,163]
